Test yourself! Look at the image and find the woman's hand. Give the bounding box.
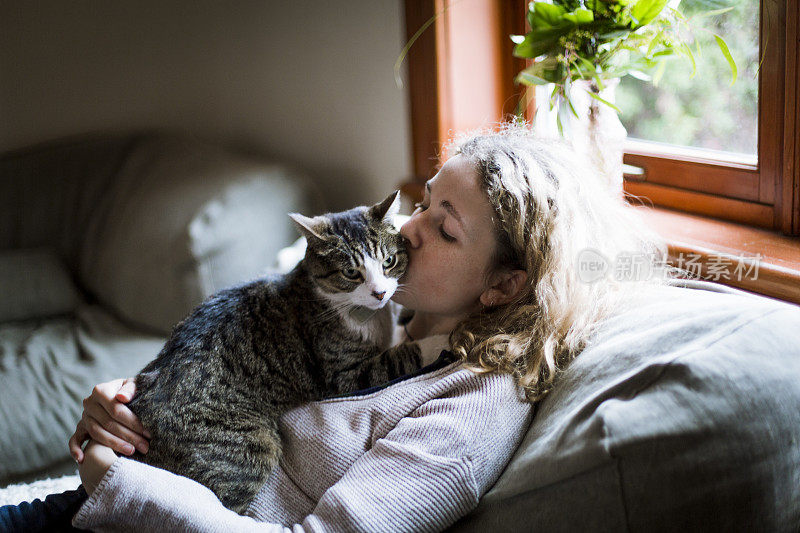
[68,378,151,463]
[79,440,118,496]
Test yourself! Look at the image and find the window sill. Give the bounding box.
[633,205,800,306]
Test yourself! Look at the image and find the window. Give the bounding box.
[621,0,797,234]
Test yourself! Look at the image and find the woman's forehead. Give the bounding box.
[429,156,496,239]
[430,155,478,190]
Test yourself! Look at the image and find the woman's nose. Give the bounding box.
[400,218,420,249]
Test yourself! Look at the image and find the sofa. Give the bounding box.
[0,132,322,486]
[1,134,799,531]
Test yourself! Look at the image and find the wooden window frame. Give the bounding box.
[400,0,529,201]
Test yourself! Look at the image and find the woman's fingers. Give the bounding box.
[88,379,149,437]
[81,411,142,456]
[82,400,149,454]
[91,379,126,404]
[114,377,137,403]
[68,421,89,463]
[71,378,151,463]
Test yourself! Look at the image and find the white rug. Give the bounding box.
[0,474,81,506]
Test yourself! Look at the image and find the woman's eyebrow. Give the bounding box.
[426,181,466,232]
[440,200,464,230]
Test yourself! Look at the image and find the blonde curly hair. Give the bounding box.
[447,121,678,402]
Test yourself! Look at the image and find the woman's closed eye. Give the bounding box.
[414,202,456,243]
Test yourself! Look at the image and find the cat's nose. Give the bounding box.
[371,290,386,301]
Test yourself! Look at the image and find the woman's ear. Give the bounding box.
[480,269,528,308]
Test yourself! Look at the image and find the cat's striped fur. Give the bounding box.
[127,191,422,513]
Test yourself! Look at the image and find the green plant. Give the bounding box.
[513,0,739,133]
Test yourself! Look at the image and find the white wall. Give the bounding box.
[0,1,412,210]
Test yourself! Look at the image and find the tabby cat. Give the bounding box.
[126,191,423,513]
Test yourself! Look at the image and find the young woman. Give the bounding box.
[3,122,669,532]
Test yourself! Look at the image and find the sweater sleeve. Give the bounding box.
[72,372,531,533]
[72,457,291,533]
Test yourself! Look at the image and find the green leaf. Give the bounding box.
[572,57,599,83]
[516,58,563,86]
[667,6,687,22]
[556,97,572,137]
[594,74,606,91]
[676,42,697,78]
[570,58,587,79]
[714,34,738,85]
[567,94,579,119]
[651,56,667,86]
[516,70,551,86]
[630,0,669,28]
[585,89,622,114]
[562,7,594,25]
[628,70,652,81]
[513,28,570,59]
[652,49,675,58]
[598,29,631,41]
[530,3,568,29]
[646,29,664,56]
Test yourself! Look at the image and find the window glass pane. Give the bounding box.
[617,0,759,158]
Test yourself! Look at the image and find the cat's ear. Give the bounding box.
[289,213,326,243]
[369,190,401,223]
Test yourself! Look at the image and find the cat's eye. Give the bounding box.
[382,255,397,269]
[341,267,361,280]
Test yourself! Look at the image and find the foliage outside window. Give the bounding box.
[617,0,758,157]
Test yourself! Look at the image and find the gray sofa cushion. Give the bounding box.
[452,280,800,532]
[0,248,81,322]
[0,305,164,485]
[76,135,321,334]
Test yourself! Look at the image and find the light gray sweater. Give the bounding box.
[72,350,533,532]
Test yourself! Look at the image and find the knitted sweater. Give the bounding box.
[72,343,533,532]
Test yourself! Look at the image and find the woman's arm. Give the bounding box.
[73,455,290,532]
[73,440,476,532]
[71,422,478,533]
[72,371,532,532]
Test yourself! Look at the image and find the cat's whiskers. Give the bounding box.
[308,300,359,326]
[393,284,419,300]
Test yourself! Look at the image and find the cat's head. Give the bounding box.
[289,191,407,310]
